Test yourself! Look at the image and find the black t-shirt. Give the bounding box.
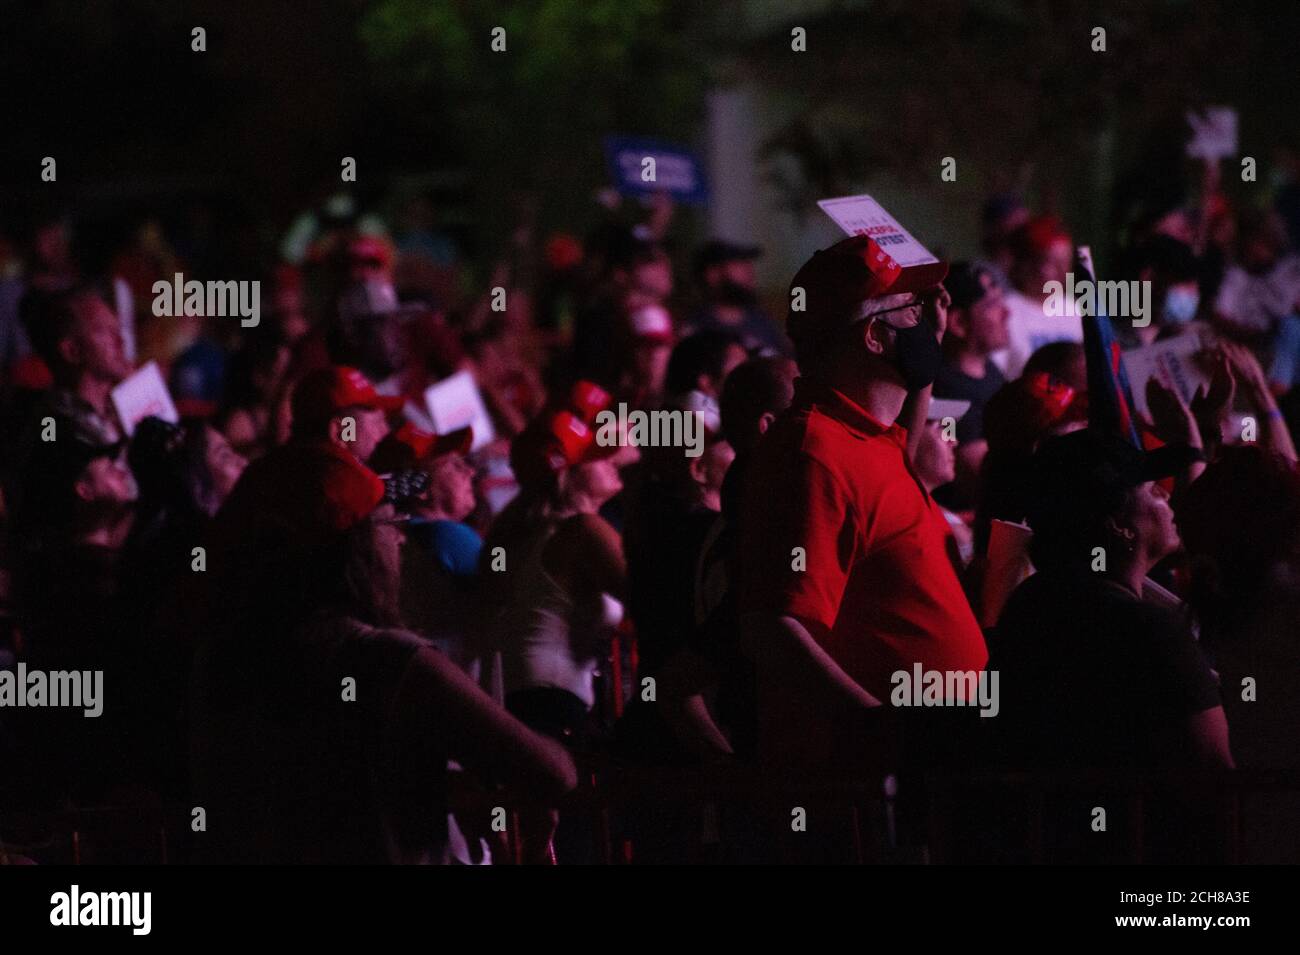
[625,479,717,675]
[933,359,1005,443]
[192,615,448,863]
[988,571,1220,769]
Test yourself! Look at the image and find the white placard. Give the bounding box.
[1186,107,1238,160]
[423,369,495,452]
[110,361,179,437]
[1121,328,1216,416]
[816,194,941,268]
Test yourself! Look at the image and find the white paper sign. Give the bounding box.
[1121,328,1216,416]
[423,369,495,452]
[816,194,941,268]
[111,361,179,436]
[1186,107,1238,160]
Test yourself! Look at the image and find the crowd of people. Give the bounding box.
[3,159,1300,864]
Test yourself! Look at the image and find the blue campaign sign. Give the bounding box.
[603,136,710,206]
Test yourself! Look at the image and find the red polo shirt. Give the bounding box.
[739,378,987,764]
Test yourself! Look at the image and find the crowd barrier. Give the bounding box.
[5,766,1299,864]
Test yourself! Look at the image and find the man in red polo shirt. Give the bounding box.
[738,235,988,773]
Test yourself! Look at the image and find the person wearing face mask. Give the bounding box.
[685,240,793,357]
[737,235,988,794]
[1121,235,1206,349]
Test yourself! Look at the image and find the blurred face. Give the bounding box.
[569,457,623,509]
[77,454,138,506]
[632,342,672,394]
[334,407,390,462]
[633,254,674,300]
[367,315,408,377]
[203,427,247,505]
[35,222,70,266]
[914,419,956,492]
[252,344,293,399]
[69,296,131,382]
[963,274,1011,353]
[428,454,476,522]
[273,288,310,344]
[1243,235,1280,273]
[720,259,756,290]
[1153,209,1196,247]
[691,438,735,503]
[1036,238,1074,291]
[1122,481,1180,564]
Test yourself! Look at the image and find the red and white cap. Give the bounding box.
[291,366,405,430]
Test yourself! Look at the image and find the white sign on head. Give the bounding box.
[423,369,495,453]
[816,194,941,268]
[1186,107,1238,160]
[111,361,179,436]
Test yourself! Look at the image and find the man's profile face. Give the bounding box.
[633,254,674,300]
[350,407,390,462]
[71,296,131,383]
[428,454,476,522]
[850,292,930,388]
[1033,238,1073,290]
[966,274,1011,353]
[77,453,139,506]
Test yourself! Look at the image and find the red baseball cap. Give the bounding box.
[786,235,949,352]
[369,421,473,473]
[291,366,404,430]
[566,380,613,423]
[1013,215,1072,258]
[510,409,619,488]
[983,372,1088,453]
[348,235,393,271]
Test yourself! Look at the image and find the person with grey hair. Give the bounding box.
[738,236,987,843]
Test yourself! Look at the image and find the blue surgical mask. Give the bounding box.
[1162,286,1200,325]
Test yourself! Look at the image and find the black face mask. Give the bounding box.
[888,319,943,391]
